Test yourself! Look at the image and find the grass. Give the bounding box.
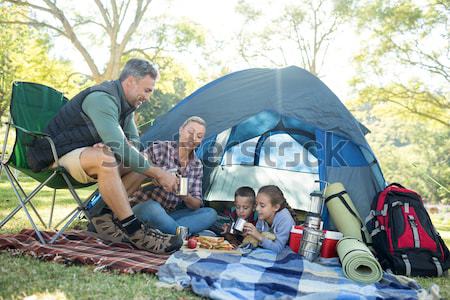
[0,174,202,300]
[0,253,200,300]
[0,175,449,299]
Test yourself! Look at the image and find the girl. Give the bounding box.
[243,185,296,253]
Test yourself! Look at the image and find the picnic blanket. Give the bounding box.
[158,247,432,300]
[0,229,169,274]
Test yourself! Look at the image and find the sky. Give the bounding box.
[51,0,362,101]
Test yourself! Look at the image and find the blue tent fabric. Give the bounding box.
[140,66,386,222]
[141,66,367,147]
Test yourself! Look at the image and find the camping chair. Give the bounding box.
[0,81,96,244]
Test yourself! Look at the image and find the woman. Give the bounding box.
[129,116,217,235]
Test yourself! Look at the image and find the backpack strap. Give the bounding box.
[387,182,405,189]
[432,257,443,276]
[407,215,421,248]
[391,201,403,207]
[365,203,388,226]
[370,222,385,237]
[402,254,412,276]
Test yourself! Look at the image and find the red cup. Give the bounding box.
[289,225,304,253]
[320,230,343,258]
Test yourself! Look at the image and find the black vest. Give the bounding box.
[27,80,135,172]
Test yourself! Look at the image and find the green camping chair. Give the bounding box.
[0,81,96,244]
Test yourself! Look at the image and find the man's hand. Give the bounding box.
[154,168,178,193]
[93,142,110,150]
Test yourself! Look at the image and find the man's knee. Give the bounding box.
[81,147,119,176]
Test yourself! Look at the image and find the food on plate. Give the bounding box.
[196,236,235,250]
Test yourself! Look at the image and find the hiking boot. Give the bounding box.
[126,225,183,254]
[89,213,125,243]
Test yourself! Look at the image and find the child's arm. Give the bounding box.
[243,222,263,242]
[258,217,294,254]
[221,223,230,234]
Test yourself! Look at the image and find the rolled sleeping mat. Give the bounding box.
[324,182,372,245]
[337,237,383,284]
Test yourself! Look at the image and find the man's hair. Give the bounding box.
[119,58,159,82]
[234,186,256,204]
[180,116,206,129]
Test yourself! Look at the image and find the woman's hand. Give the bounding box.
[243,222,263,242]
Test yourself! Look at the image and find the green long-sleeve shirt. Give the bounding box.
[82,91,151,173]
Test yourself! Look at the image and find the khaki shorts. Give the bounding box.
[52,147,96,184]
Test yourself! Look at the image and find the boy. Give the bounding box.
[216,186,257,245]
[224,186,257,229]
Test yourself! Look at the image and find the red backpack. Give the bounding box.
[365,183,449,276]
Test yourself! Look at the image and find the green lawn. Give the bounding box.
[0,175,448,299]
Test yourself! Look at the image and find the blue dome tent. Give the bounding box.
[140,66,386,226]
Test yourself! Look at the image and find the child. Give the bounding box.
[223,186,257,231]
[208,186,256,244]
[220,186,257,246]
[243,185,296,254]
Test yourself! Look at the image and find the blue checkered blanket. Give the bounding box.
[158,247,426,300]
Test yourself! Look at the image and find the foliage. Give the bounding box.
[235,0,354,75]
[348,0,449,203]
[0,2,206,128]
[0,4,91,119]
[350,101,449,204]
[0,0,208,84]
[0,0,153,82]
[135,57,197,133]
[351,0,449,127]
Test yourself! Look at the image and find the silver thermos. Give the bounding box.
[298,182,326,261]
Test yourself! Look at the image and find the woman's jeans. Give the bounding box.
[132,200,217,235]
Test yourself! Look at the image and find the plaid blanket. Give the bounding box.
[0,229,169,274]
[158,247,427,300]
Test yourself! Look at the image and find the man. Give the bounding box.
[127,116,217,235]
[27,59,183,254]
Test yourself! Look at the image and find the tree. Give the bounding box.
[1,0,205,83]
[0,4,90,118]
[1,1,208,128]
[235,0,353,76]
[135,57,197,133]
[350,101,449,204]
[349,0,449,203]
[351,0,449,127]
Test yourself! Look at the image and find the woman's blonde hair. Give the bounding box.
[180,116,206,129]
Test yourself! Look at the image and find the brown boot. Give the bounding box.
[126,225,183,254]
[89,213,125,243]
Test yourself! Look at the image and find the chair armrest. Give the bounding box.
[9,123,60,166]
[8,123,50,138]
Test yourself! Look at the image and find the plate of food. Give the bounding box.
[183,236,241,255]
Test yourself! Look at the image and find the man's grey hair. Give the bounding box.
[119,58,159,82]
[181,116,206,129]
